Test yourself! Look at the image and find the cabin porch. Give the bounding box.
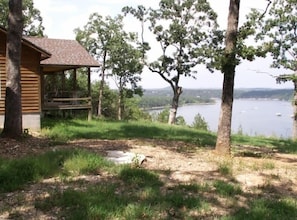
[41,68,93,120]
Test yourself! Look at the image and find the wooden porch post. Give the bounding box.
[87,67,92,121]
[61,71,65,94]
[73,68,77,95]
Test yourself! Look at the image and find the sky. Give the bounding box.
[33,0,293,90]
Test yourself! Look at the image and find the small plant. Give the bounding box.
[213,180,242,197]
[176,115,186,126]
[218,160,233,176]
[63,149,112,176]
[191,113,208,131]
[119,167,163,188]
[156,108,170,123]
[262,161,275,170]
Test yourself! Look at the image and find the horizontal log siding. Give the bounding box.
[0,33,6,113]
[20,45,41,113]
[0,32,41,114]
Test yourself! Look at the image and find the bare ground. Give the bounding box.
[0,136,296,219]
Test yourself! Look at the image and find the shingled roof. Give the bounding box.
[0,27,51,61]
[25,37,100,73]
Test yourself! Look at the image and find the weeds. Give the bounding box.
[0,149,113,193]
[262,161,275,170]
[226,197,297,220]
[218,160,233,176]
[213,180,242,197]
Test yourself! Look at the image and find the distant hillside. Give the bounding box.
[140,88,293,108]
[235,89,293,100]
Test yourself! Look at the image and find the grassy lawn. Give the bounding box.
[0,118,296,219]
[42,118,297,153]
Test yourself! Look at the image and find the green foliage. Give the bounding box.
[0,150,71,192]
[191,113,209,131]
[75,13,144,120]
[41,118,297,154]
[119,167,163,188]
[226,197,297,220]
[41,118,216,147]
[156,108,169,123]
[0,0,44,36]
[247,0,297,80]
[63,149,113,176]
[122,97,151,121]
[91,80,118,118]
[213,180,242,197]
[0,149,115,193]
[218,160,233,176]
[176,115,186,126]
[124,0,220,123]
[232,134,297,154]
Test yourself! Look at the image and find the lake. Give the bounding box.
[153,99,293,138]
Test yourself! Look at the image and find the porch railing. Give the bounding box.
[42,97,92,110]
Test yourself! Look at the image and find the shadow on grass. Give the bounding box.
[42,118,297,154]
[34,166,297,220]
[0,150,71,192]
[35,168,211,219]
[226,197,297,220]
[0,149,112,193]
[232,135,297,154]
[42,119,216,148]
[1,148,297,219]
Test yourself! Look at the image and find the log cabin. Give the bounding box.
[0,27,100,131]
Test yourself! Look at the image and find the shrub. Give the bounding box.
[156,108,169,123]
[176,116,186,126]
[191,113,208,131]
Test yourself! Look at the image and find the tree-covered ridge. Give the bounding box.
[139,88,293,108]
[235,89,293,100]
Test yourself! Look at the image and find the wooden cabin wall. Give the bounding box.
[21,44,41,113]
[0,32,41,115]
[0,32,6,114]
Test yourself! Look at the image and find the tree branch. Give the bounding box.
[148,66,174,88]
[259,0,272,20]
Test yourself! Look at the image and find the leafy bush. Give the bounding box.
[176,116,186,126]
[191,113,209,131]
[156,108,169,123]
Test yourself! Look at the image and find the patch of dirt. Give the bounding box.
[0,136,297,219]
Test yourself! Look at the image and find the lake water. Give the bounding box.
[153,99,293,138]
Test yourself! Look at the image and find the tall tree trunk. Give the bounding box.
[2,0,23,138]
[97,50,107,117]
[215,0,240,155]
[292,75,297,139]
[117,79,124,121]
[168,86,182,125]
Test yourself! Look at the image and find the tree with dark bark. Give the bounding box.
[2,0,23,138]
[0,0,44,36]
[215,0,272,154]
[215,0,240,155]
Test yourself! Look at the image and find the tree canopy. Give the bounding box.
[75,14,144,121]
[0,0,44,36]
[248,0,297,139]
[124,0,221,124]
